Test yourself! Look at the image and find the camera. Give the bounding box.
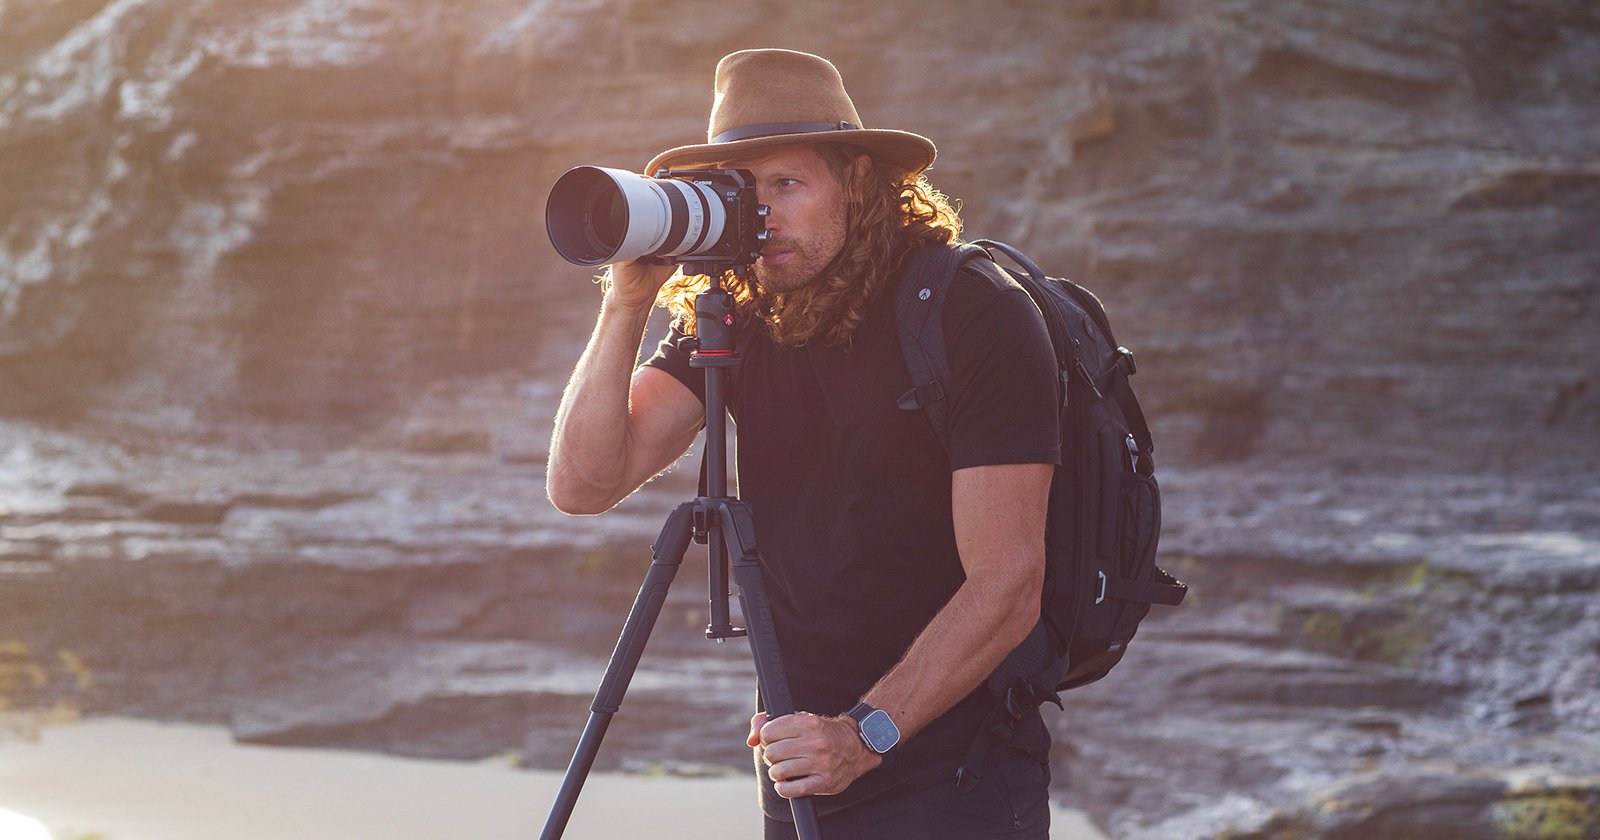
[545,167,769,268]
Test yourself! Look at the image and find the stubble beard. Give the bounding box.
[752,251,819,294]
[753,215,848,296]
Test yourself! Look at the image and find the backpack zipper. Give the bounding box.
[1070,338,1104,401]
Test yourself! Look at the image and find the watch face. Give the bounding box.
[858,708,901,754]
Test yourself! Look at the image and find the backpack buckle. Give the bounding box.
[1116,346,1137,376]
[896,380,945,411]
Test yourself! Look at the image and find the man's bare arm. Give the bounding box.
[546,264,705,515]
[755,462,1051,797]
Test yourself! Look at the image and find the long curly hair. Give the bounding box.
[654,143,963,348]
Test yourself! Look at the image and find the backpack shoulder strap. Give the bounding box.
[974,238,1118,345]
[972,238,1157,460]
[895,242,990,450]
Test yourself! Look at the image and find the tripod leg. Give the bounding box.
[540,502,697,840]
[717,500,824,840]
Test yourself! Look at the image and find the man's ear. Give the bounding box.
[851,153,872,181]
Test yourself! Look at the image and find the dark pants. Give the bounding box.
[761,756,1052,840]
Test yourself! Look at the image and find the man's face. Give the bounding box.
[722,145,854,294]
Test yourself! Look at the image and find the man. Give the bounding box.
[546,49,1061,839]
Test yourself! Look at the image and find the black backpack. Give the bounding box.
[893,239,1188,789]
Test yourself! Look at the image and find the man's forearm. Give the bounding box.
[546,290,655,512]
[861,563,1041,743]
[856,463,1053,743]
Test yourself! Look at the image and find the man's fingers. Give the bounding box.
[746,711,769,748]
[756,709,815,747]
[768,757,828,798]
[773,765,844,799]
[766,756,808,783]
[605,260,676,308]
[774,777,818,799]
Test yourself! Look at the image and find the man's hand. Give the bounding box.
[746,711,882,798]
[606,260,676,309]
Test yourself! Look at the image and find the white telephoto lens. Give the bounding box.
[547,166,731,266]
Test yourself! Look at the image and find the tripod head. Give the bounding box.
[684,270,742,359]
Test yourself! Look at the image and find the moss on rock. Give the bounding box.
[1493,787,1600,840]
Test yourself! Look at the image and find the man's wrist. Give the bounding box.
[602,284,656,314]
[834,714,884,768]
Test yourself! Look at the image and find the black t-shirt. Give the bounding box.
[644,260,1060,815]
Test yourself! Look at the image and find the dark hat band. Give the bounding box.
[710,120,860,144]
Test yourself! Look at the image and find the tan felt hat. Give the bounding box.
[644,49,937,176]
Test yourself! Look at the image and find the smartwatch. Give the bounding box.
[846,702,901,756]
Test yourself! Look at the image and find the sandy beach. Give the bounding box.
[0,718,1106,839]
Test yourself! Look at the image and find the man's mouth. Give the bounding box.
[759,249,794,266]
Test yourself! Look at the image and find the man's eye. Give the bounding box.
[776,178,799,188]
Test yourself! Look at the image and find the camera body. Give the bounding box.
[546,166,769,270]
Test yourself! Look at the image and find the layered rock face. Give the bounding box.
[2,2,1598,839]
[2,0,1594,466]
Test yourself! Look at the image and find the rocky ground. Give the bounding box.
[3,415,1596,839]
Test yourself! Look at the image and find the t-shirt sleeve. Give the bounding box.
[642,318,708,406]
[942,263,1062,471]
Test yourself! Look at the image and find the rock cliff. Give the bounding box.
[2,0,1594,467]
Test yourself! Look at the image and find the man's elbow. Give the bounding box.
[545,468,622,516]
[547,491,613,516]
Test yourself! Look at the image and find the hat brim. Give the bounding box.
[645,128,936,177]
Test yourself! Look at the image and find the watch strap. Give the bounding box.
[846,702,876,725]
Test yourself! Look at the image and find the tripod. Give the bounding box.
[540,266,823,840]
